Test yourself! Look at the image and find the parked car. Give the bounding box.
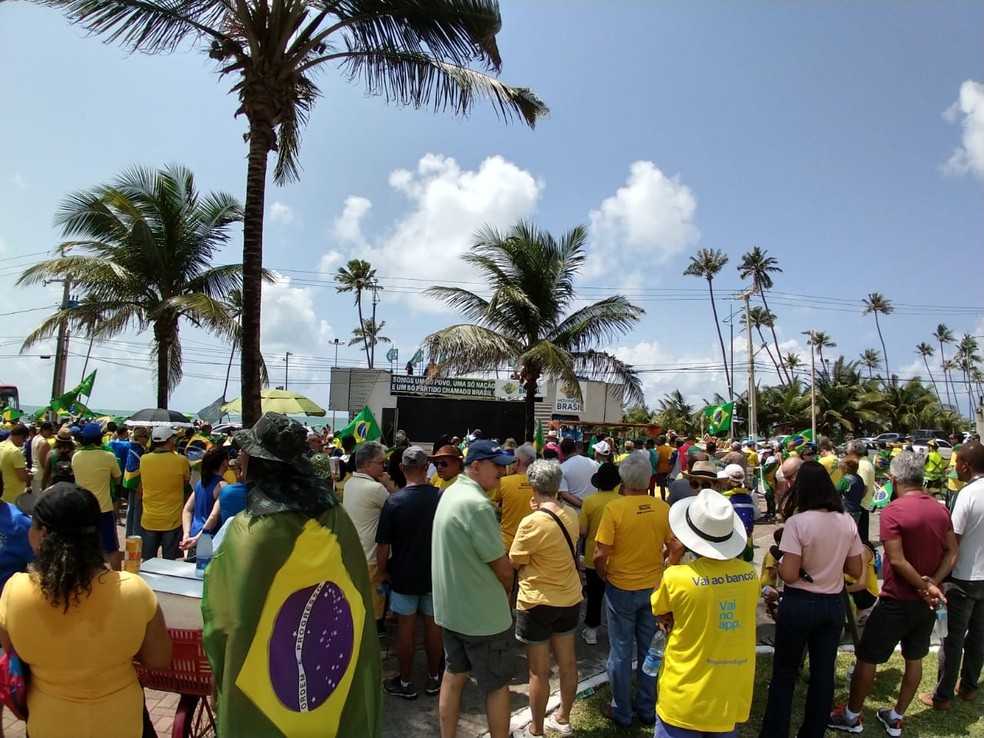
[912,438,953,461]
[872,432,901,444]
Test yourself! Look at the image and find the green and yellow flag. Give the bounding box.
[335,406,381,444]
[781,428,814,452]
[534,420,544,452]
[704,402,734,436]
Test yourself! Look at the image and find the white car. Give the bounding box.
[911,439,953,461]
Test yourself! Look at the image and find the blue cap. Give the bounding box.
[81,423,103,442]
[70,425,82,437]
[463,439,514,466]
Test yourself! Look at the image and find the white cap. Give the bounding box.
[723,463,745,481]
[152,426,177,443]
[593,440,612,456]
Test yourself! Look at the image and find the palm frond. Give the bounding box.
[423,286,490,323]
[572,349,646,408]
[548,296,643,352]
[424,324,518,375]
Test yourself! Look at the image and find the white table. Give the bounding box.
[139,559,203,629]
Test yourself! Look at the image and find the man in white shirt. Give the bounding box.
[921,440,984,710]
[559,437,597,509]
[341,440,396,634]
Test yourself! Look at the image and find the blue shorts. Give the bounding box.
[655,715,738,738]
[390,591,434,617]
[98,511,119,554]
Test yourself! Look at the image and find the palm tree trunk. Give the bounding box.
[923,356,942,406]
[356,293,371,368]
[706,278,733,398]
[875,313,889,380]
[756,326,783,382]
[939,342,953,407]
[223,342,236,400]
[758,289,790,385]
[523,371,538,443]
[240,120,272,427]
[154,322,172,409]
[80,334,95,381]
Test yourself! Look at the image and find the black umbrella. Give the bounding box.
[125,408,195,428]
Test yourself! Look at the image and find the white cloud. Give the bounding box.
[611,339,731,408]
[587,161,700,278]
[323,154,543,312]
[268,201,295,226]
[331,196,372,247]
[10,175,28,191]
[317,249,344,275]
[0,237,5,254]
[942,80,984,179]
[260,274,335,356]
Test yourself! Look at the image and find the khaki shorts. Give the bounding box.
[443,627,515,692]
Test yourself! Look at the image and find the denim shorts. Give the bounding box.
[390,591,434,617]
[443,627,515,692]
[97,511,120,554]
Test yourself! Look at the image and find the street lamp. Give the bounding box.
[802,331,817,443]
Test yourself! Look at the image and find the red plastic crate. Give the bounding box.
[135,628,213,697]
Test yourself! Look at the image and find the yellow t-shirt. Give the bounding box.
[431,472,460,492]
[656,444,674,473]
[0,439,27,503]
[579,490,620,570]
[222,468,237,485]
[947,451,966,493]
[595,495,672,590]
[651,557,759,732]
[819,453,843,486]
[743,448,759,468]
[0,570,159,738]
[760,550,778,588]
[492,473,533,550]
[71,447,121,513]
[508,508,582,611]
[139,450,190,531]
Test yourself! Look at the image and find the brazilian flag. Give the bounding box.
[335,407,381,444]
[202,508,382,737]
[781,428,814,452]
[704,402,734,436]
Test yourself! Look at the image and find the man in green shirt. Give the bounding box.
[431,440,515,738]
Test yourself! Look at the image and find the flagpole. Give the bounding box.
[803,331,817,444]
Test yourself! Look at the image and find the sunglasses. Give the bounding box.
[690,479,716,489]
[434,460,456,469]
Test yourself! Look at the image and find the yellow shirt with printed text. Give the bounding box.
[594,495,672,590]
[509,508,582,611]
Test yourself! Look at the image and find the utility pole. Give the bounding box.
[742,290,757,441]
[369,281,380,369]
[803,331,818,442]
[49,279,73,401]
[284,352,292,391]
[330,338,342,432]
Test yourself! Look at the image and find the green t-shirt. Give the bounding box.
[431,474,511,636]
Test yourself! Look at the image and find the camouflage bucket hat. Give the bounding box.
[234,412,337,516]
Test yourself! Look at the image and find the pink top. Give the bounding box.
[781,510,863,594]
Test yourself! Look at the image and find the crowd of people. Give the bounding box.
[0,413,982,738]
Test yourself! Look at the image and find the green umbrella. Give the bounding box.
[221,389,326,417]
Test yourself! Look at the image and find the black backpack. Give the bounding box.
[51,449,75,484]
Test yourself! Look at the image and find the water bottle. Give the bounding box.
[194,533,213,579]
[934,603,948,640]
[846,659,856,684]
[642,630,666,676]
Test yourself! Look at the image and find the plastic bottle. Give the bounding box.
[642,630,666,676]
[934,602,948,640]
[846,659,856,684]
[194,533,213,579]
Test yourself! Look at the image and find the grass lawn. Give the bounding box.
[568,651,984,737]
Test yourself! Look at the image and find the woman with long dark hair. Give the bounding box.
[180,445,229,552]
[0,483,171,737]
[759,461,864,738]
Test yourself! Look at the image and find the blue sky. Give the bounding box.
[1,1,981,417]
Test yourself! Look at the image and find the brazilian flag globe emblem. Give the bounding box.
[704,402,734,435]
[712,407,726,426]
[235,520,365,735]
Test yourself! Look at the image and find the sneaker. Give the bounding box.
[382,675,418,700]
[544,714,574,735]
[424,674,441,697]
[828,704,863,733]
[876,708,902,737]
[580,626,598,645]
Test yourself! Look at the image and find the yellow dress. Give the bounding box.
[0,570,159,738]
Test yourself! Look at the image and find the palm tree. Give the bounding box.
[738,247,789,384]
[221,288,269,400]
[862,292,894,378]
[808,331,837,375]
[349,318,391,360]
[335,259,380,368]
[915,342,942,405]
[934,323,955,407]
[19,165,248,408]
[45,1,549,425]
[782,352,803,382]
[745,305,784,381]
[684,248,732,397]
[654,390,697,435]
[424,221,644,440]
[859,348,881,380]
[956,333,982,419]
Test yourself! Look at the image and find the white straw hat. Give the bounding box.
[669,489,747,560]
